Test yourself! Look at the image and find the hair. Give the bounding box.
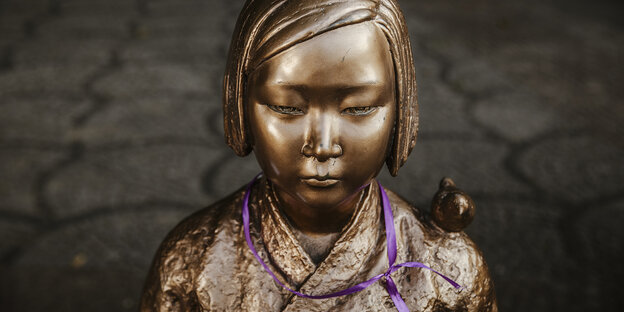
[223,0,417,176]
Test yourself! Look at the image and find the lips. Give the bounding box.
[301,177,340,187]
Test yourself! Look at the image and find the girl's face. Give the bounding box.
[248,22,396,212]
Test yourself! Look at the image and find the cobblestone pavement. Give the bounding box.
[1,0,622,311]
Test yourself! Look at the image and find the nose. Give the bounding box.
[301,111,343,162]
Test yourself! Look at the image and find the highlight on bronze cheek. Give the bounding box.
[141,1,497,311]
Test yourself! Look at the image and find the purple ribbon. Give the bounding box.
[242,175,462,312]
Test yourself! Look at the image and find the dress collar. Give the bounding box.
[258,178,384,291]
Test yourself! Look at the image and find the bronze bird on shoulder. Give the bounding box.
[431,177,476,232]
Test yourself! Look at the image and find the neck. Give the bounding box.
[274,187,363,235]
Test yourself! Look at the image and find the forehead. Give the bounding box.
[250,22,393,89]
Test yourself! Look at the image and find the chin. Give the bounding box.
[296,184,359,210]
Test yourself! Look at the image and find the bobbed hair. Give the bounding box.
[223,0,417,176]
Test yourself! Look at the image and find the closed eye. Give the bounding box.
[266,104,305,115]
[341,106,377,116]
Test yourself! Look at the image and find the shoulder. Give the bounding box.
[162,187,245,252]
[140,187,246,311]
[385,188,497,312]
[428,231,497,311]
[153,186,246,269]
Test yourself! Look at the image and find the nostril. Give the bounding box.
[301,142,314,156]
[333,144,343,157]
[301,141,342,160]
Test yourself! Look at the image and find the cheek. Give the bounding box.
[343,108,395,159]
[253,116,301,153]
[249,107,304,172]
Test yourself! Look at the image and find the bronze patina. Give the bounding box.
[141,0,497,311]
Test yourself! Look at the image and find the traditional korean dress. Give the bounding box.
[140,177,497,311]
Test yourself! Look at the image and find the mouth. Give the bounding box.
[301,177,340,188]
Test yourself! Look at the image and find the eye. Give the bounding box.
[266,104,304,115]
[342,106,377,116]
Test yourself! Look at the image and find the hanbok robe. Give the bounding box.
[140,177,497,311]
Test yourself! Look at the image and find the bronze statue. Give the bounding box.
[141,0,497,311]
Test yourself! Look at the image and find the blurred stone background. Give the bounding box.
[0,0,622,311]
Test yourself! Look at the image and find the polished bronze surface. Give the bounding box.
[141,178,496,311]
[141,0,497,311]
[431,178,477,232]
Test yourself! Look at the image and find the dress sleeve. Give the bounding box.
[457,235,498,312]
[466,257,498,312]
[139,232,200,312]
[433,232,498,312]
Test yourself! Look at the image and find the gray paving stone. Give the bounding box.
[37,15,130,40]
[0,16,26,44]
[206,98,226,137]
[472,92,560,141]
[574,199,624,309]
[122,37,228,67]
[0,0,48,16]
[490,41,623,143]
[134,3,242,47]
[465,199,572,311]
[576,199,624,264]
[59,0,137,16]
[0,64,97,97]
[517,134,624,202]
[92,64,218,98]
[412,33,476,67]
[378,138,533,206]
[72,95,220,147]
[15,207,192,268]
[447,59,512,95]
[146,0,233,17]
[45,145,221,217]
[4,269,141,312]
[6,207,193,312]
[137,15,224,38]
[418,82,483,137]
[0,149,65,216]
[0,218,38,260]
[412,53,442,88]
[403,12,437,41]
[0,95,90,143]
[489,43,565,84]
[400,1,554,61]
[404,0,624,148]
[206,153,261,198]
[13,38,115,68]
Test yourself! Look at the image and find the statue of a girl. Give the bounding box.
[141,0,497,311]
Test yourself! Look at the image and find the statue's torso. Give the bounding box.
[141,181,496,311]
